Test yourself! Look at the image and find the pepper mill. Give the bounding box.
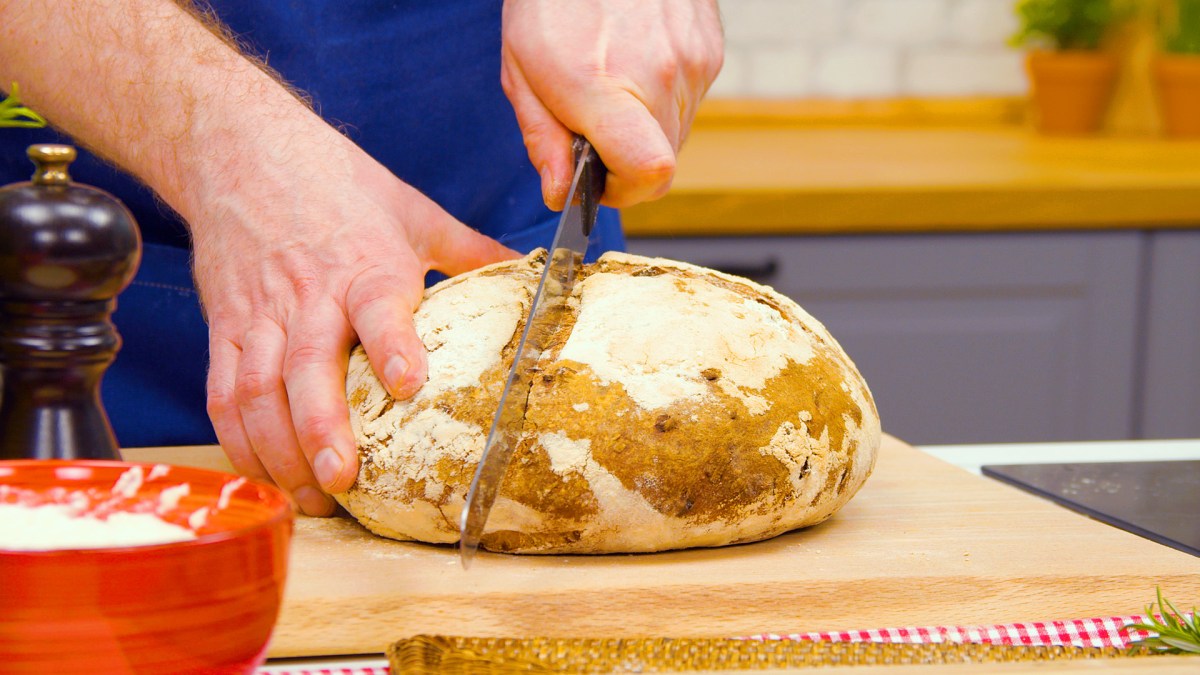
[0,144,141,460]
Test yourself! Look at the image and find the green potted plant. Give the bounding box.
[1154,0,1200,136]
[1011,0,1126,134]
[0,83,46,129]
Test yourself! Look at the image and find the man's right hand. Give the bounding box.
[0,0,516,515]
[194,126,515,516]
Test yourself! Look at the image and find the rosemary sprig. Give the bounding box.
[0,83,47,129]
[1123,587,1200,655]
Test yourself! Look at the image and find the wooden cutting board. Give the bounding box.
[129,435,1200,659]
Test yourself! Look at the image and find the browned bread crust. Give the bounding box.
[338,250,880,554]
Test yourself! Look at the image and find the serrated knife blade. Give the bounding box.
[459,136,606,569]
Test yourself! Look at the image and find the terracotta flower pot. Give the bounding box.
[1153,54,1200,137]
[1025,50,1119,135]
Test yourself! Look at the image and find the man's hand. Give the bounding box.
[501,0,723,209]
[0,0,516,515]
[194,128,515,516]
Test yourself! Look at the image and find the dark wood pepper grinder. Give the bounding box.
[0,144,141,460]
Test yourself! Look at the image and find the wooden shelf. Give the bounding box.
[623,125,1200,236]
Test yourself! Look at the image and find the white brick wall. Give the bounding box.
[722,0,845,44]
[747,46,818,97]
[814,45,901,97]
[905,48,1026,96]
[948,0,1021,47]
[714,0,1029,99]
[849,0,949,46]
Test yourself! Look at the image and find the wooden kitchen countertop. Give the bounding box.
[621,126,1200,236]
[126,434,1200,664]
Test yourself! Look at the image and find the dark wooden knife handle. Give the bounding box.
[572,136,606,237]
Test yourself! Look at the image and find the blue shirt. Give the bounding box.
[0,1,623,446]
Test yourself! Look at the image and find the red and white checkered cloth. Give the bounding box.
[746,614,1157,648]
[260,666,388,675]
[257,614,1176,675]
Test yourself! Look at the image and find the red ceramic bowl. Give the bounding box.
[0,460,293,674]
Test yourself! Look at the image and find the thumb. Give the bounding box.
[424,216,521,278]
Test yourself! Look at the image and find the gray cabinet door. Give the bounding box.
[627,232,1142,445]
[1140,230,1200,439]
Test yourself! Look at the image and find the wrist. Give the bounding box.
[0,0,337,238]
[128,14,330,230]
[157,68,330,231]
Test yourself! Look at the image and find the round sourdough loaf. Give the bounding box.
[337,250,880,554]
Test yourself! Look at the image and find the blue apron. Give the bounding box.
[0,1,623,447]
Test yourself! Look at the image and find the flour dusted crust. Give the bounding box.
[337,250,881,554]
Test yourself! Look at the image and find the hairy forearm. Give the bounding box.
[0,0,322,228]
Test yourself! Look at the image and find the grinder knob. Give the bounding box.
[0,144,142,460]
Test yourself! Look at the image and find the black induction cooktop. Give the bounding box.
[982,460,1200,557]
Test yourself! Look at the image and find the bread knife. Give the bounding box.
[458,136,606,569]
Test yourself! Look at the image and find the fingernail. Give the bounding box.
[293,485,333,516]
[313,447,345,490]
[540,166,553,206]
[385,354,409,396]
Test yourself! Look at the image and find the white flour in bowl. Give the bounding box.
[0,503,197,551]
[0,465,203,551]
